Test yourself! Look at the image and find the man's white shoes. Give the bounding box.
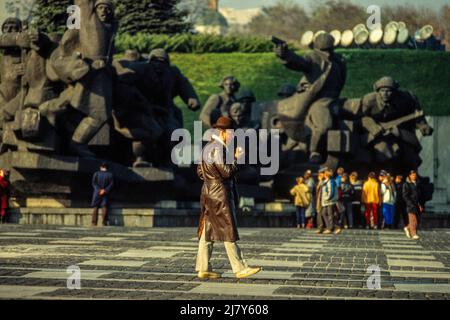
[412,235,420,240]
[198,267,262,279]
[198,271,221,279]
[235,267,262,279]
[404,227,411,239]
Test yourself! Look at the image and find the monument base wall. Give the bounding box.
[7,203,450,228]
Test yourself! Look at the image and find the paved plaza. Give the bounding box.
[0,224,449,300]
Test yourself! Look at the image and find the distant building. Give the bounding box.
[219,7,262,33]
[194,0,262,35]
[207,0,219,11]
[194,0,229,35]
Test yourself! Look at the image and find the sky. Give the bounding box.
[220,0,449,11]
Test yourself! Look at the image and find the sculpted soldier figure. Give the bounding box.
[131,48,200,166]
[264,74,330,159]
[229,102,259,130]
[48,0,118,157]
[199,75,240,128]
[111,58,166,167]
[146,49,201,133]
[275,33,347,164]
[233,89,259,130]
[360,76,433,169]
[110,48,202,167]
[122,49,142,62]
[0,18,25,111]
[0,18,60,149]
[0,18,34,127]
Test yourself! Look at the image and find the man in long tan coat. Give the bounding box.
[196,116,261,279]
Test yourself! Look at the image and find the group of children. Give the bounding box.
[290,167,424,239]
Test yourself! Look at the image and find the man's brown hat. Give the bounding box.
[213,117,235,130]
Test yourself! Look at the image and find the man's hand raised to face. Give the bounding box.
[235,146,245,160]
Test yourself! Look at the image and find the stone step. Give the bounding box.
[7,207,450,228]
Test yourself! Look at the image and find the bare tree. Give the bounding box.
[308,0,366,32]
[382,4,440,32]
[5,0,37,22]
[245,0,310,41]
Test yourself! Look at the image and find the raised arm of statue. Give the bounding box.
[74,0,96,42]
[75,0,94,22]
[0,33,31,49]
[280,49,312,73]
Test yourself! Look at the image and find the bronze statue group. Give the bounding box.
[0,1,201,168]
[0,1,434,279]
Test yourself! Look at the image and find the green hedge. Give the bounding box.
[166,50,450,133]
[115,33,275,54]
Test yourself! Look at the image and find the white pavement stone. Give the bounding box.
[149,246,198,251]
[189,283,279,297]
[222,270,294,280]
[382,244,423,248]
[386,254,437,260]
[60,227,90,231]
[387,258,445,268]
[394,284,450,293]
[107,233,148,237]
[274,248,320,253]
[0,285,58,299]
[380,239,419,243]
[49,240,97,245]
[80,237,123,242]
[281,243,325,249]
[379,231,409,235]
[260,253,313,258]
[290,239,329,243]
[0,232,41,236]
[34,230,69,234]
[390,271,450,279]
[118,249,180,258]
[0,252,25,258]
[24,270,110,280]
[238,231,261,236]
[247,258,305,268]
[79,260,148,267]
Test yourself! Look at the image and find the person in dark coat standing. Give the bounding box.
[394,174,408,230]
[196,116,261,279]
[0,169,11,224]
[314,167,326,233]
[91,163,114,226]
[402,170,424,240]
